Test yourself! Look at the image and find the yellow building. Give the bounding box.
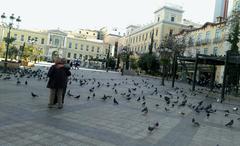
[125,4,195,54]
[0,26,108,62]
[177,19,227,83]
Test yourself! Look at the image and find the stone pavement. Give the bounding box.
[0,68,240,146]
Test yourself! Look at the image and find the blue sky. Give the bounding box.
[0,0,233,30]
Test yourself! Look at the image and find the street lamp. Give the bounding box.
[1,13,21,71]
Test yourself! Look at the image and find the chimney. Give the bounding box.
[216,16,223,23]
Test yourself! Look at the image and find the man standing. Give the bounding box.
[47,58,71,109]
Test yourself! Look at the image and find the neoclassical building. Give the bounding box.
[125,4,199,54]
[0,26,109,62]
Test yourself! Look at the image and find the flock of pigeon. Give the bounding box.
[0,67,239,136]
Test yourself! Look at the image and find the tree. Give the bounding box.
[0,42,6,57]
[138,53,160,74]
[119,46,132,70]
[227,11,240,52]
[158,35,187,85]
[226,10,240,92]
[8,45,18,60]
[107,57,116,69]
[129,56,138,70]
[148,30,154,54]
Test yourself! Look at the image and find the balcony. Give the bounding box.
[195,41,202,46]
[201,39,212,45]
[213,37,223,44]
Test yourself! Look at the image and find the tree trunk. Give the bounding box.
[161,65,166,86]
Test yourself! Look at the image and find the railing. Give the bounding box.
[201,39,212,45]
[213,37,223,44]
[195,41,202,46]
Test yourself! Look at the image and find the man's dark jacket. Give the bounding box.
[47,64,71,89]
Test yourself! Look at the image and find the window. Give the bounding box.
[97,47,100,53]
[74,53,77,59]
[171,17,175,22]
[14,34,17,40]
[215,29,221,39]
[21,35,24,41]
[55,39,59,46]
[93,33,95,36]
[142,34,144,41]
[85,55,88,60]
[41,38,44,44]
[197,33,202,41]
[139,36,141,42]
[69,42,72,48]
[86,32,89,34]
[81,45,84,50]
[79,54,82,59]
[28,36,31,41]
[204,48,208,55]
[92,46,94,52]
[75,43,78,49]
[86,45,89,51]
[169,29,173,36]
[213,47,218,55]
[67,53,71,58]
[158,17,160,22]
[196,48,201,54]
[156,29,158,36]
[146,33,148,40]
[206,31,210,42]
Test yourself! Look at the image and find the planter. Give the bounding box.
[0,61,20,69]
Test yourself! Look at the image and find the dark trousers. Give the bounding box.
[54,87,67,104]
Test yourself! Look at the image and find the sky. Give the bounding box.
[0,0,231,31]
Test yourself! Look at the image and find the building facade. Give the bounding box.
[125,4,191,54]
[0,26,108,62]
[178,20,227,83]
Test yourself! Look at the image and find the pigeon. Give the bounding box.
[142,102,146,107]
[67,90,73,97]
[192,118,200,127]
[179,111,185,116]
[74,95,80,99]
[207,113,210,119]
[31,92,38,97]
[16,80,21,85]
[126,97,131,101]
[101,95,108,101]
[165,107,170,112]
[224,110,230,113]
[155,104,160,107]
[225,120,234,127]
[148,126,155,132]
[155,122,159,127]
[25,81,28,85]
[87,96,91,100]
[113,98,119,105]
[137,97,141,101]
[141,107,148,114]
[233,107,238,111]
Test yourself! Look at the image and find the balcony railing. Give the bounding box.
[213,37,223,44]
[201,39,212,45]
[195,41,202,46]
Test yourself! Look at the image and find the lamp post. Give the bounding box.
[1,13,21,71]
[106,44,111,72]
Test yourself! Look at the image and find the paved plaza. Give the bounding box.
[0,67,240,146]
